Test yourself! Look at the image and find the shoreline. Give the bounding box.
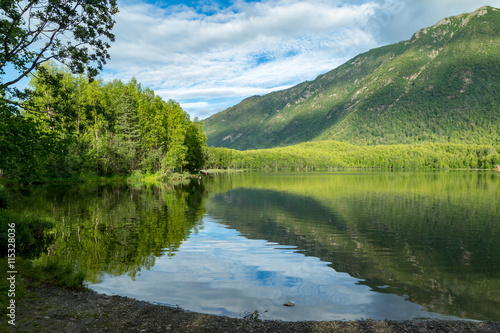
[13,283,500,332]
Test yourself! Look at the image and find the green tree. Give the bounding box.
[184,119,207,171]
[162,100,188,172]
[114,91,140,173]
[2,63,208,181]
[0,105,60,180]
[0,0,118,103]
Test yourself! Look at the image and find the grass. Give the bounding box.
[127,170,196,185]
[0,208,86,317]
[0,209,55,260]
[202,168,245,174]
[30,260,86,289]
[0,257,86,316]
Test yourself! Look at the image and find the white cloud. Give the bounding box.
[90,218,457,321]
[103,0,500,119]
[157,86,289,100]
[366,0,500,44]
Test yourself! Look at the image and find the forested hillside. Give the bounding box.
[0,64,206,181]
[204,6,500,149]
[205,141,500,171]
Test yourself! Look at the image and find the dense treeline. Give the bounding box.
[205,141,500,171]
[0,63,206,181]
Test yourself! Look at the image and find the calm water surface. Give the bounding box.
[10,172,500,321]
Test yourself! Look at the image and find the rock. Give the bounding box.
[283,301,295,307]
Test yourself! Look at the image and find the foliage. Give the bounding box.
[2,63,207,181]
[0,185,8,208]
[204,6,500,150]
[0,103,63,181]
[0,209,54,259]
[30,259,87,289]
[205,141,500,171]
[8,181,206,283]
[0,0,118,103]
[0,185,81,306]
[184,120,207,171]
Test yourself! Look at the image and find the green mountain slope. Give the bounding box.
[204,6,500,150]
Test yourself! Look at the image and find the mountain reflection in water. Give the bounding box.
[9,172,500,321]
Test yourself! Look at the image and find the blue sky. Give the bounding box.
[8,0,500,119]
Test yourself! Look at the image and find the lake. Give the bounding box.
[10,171,500,321]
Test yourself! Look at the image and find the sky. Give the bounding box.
[7,0,500,119]
[91,218,455,321]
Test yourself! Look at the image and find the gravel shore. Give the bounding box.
[12,284,500,332]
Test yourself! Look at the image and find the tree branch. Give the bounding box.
[1,0,118,91]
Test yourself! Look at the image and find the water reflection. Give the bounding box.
[8,171,500,321]
[205,172,500,321]
[10,182,205,282]
[92,218,452,321]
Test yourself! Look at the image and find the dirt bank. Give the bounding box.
[10,284,500,332]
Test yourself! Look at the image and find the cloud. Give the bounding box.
[110,0,378,70]
[103,0,381,118]
[90,218,457,321]
[153,85,294,119]
[103,0,500,119]
[368,0,500,44]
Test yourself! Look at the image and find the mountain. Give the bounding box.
[204,6,500,150]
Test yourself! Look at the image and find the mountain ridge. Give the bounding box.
[204,6,500,150]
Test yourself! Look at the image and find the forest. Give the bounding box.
[205,141,500,171]
[2,63,499,184]
[0,63,206,182]
[2,5,500,183]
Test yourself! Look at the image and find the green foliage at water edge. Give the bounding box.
[205,141,500,171]
[0,209,54,259]
[0,63,207,182]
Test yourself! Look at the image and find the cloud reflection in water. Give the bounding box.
[90,217,455,321]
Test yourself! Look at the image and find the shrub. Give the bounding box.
[0,209,54,259]
[0,185,8,209]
